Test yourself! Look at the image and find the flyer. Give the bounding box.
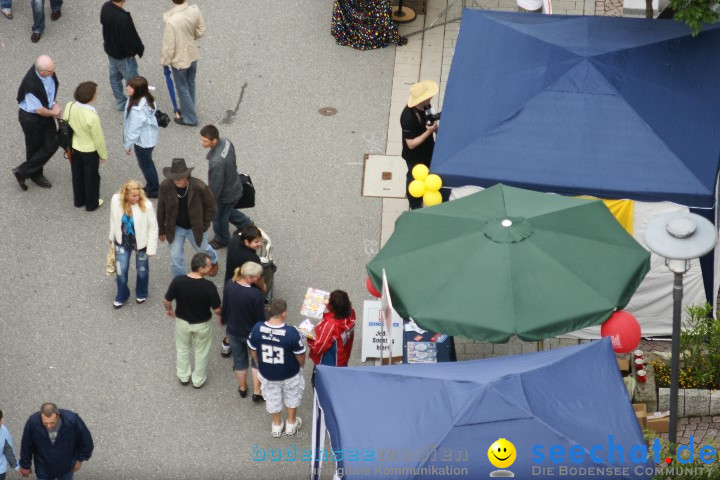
[300,287,330,320]
[297,319,316,340]
[407,342,438,364]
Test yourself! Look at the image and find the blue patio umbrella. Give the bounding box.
[432,11,720,208]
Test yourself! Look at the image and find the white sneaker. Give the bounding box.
[221,340,231,357]
[285,417,302,436]
[98,199,104,207]
[271,421,284,438]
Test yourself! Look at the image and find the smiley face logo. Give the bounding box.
[487,438,516,469]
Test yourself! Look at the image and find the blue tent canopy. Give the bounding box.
[432,11,720,208]
[313,339,652,479]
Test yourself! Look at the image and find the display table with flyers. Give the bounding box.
[403,320,456,364]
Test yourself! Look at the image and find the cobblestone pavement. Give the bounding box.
[596,0,623,16]
[672,416,720,448]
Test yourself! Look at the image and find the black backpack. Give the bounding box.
[234,173,256,209]
[57,102,74,158]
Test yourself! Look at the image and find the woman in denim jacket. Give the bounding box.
[0,409,19,480]
[124,76,160,198]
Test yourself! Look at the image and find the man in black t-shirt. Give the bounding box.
[163,252,222,388]
[400,80,439,209]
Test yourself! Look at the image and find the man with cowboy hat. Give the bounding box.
[157,157,220,277]
[401,80,439,209]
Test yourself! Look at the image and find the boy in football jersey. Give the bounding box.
[248,299,306,437]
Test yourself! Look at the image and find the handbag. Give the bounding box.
[105,245,117,276]
[155,109,170,128]
[234,173,256,209]
[57,102,74,159]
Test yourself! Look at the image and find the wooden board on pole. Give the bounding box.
[392,5,417,23]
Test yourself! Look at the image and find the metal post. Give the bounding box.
[380,309,386,365]
[668,271,683,453]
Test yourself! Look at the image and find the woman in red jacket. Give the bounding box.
[308,290,356,386]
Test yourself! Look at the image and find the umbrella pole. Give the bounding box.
[668,272,683,454]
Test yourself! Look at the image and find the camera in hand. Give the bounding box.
[424,106,441,126]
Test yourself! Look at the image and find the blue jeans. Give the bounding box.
[37,472,74,480]
[134,145,159,197]
[172,61,198,125]
[212,202,252,245]
[115,245,149,304]
[0,1,11,10]
[31,0,63,33]
[109,56,139,110]
[228,334,256,371]
[169,227,218,277]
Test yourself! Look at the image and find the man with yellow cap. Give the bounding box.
[401,80,439,209]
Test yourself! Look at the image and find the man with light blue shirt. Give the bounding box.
[12,55,60,191]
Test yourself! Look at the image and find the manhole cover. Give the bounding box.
[319,107,337,116]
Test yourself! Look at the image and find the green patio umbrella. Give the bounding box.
[367,184,651,342]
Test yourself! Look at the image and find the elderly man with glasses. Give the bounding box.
[12,55,61,191]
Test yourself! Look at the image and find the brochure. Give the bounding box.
[300,287,330,320]
[298,319,316,340]
[407,342,438,364]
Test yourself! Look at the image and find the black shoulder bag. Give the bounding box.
[57,102,74,159]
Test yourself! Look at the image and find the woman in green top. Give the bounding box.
[63,81,107,211]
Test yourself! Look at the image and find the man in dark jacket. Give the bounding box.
[199,125,253,249]
[100,0,144,111]
[157,158,219,277]
[12,55,60,191]
[19,403,93,480]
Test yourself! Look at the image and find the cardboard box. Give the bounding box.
[633,404,647,429]
[647,417,669,433]
[646,411,670,434]
[617,357,630,373]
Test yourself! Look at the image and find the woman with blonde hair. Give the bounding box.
[108,180,159,309]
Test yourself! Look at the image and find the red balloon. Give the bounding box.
[601,310,641,353]
[366,276,381,298]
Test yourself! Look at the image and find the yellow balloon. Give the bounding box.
[424,174,443,192]
[408,180,426,198]
[412,164,429,181]
[423,191,442,207]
